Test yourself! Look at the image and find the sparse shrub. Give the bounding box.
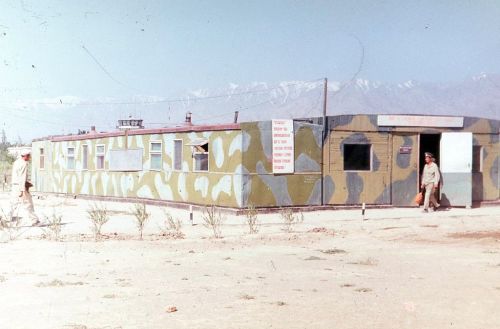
[202,205,225,239]
[131,203,150,240]
[87,203,109,241]
[280,208,304,233]
[244,203,260,234]
[160,210,185,239]
[42,209,63,241]
[0,208,23,241]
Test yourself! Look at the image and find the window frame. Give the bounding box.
[66,146,76,170]
[96,144,106,170]
[149,140,163,171]
[39,147,45,170]
[343,143,372,172]
[192,142,209,172]
[173,139,183,171]
[82,144,89,170]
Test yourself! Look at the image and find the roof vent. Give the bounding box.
[185,112,192,125]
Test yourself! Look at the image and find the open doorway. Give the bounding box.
[419,133,441,200]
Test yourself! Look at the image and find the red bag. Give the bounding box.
[414,192,423,205]
[414,186,425,205]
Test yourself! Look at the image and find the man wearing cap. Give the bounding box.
[10,149,40,225]
[421,152,440,213]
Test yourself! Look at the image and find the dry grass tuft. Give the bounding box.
[0,208,23,241]
[87,203,110,241]
[320,248,346,254]
[36,279,85,287]
[42,209,63,241]
[340,283,355,288]
[349,257,378,266]
[202,205,225,239]
[243,203,260,234]
[131,203,150,240]
[280,208,304,233]
[160,210,185,239]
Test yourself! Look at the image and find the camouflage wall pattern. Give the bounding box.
[472,133,499,201]
[30,115,498,208]
[31,120,324,208]
[240,121,323,207]
[32,127,246,207]
[390,133,419,206]
[324,115,499,205]
[325,130,391,204]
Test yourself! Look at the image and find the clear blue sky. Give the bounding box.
[1,0,500,140]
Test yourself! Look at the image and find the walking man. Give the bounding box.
[421,152,440,213]
[10,149,40,225]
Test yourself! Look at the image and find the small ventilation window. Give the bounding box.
[343,144,371,171]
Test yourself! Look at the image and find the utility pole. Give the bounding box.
[323,78,328,118]
[321,78,328,206]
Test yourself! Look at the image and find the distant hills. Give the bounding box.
[173,74,499,125]
[14,74,500,142]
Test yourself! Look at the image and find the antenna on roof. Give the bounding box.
[117,115,144,130]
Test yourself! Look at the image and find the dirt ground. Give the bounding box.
[1,192,499,329]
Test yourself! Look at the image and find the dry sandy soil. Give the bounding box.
[1,192,499,329]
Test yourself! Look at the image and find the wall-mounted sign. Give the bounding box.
[377,115,464,128]
[109,149,143,171]
[399,146,412,154]
[272,119,294,174]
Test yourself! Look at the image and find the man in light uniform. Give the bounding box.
[421,152,440,213]
[10,149,40,225]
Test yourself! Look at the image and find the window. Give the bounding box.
[174,139,183,171]
[67,147,75,170]
[343,144,371,171]
[193,142,209,171]
[96,145,105,170]
[39,148,45,169]
[82,145,88,170]
[472,145,483,173]
[150,141,162,170]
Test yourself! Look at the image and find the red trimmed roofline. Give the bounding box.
[33,123,241,142]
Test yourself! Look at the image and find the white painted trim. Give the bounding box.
[95,144,106,170]
[149,140,162,171]
[66,146,75,170]
[378,115,464,128]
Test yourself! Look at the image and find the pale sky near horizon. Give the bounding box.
[1,0,500,141]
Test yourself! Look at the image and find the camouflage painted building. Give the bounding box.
[30,114,498,208]
[31,120,323,208]
[323,115,499,207]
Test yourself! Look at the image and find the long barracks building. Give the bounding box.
[31,114,499,208]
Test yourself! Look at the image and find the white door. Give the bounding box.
[440,132,473,207]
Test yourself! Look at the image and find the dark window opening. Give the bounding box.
[194,143,208,153]
[472,145,483,173]
[343,144,371,171]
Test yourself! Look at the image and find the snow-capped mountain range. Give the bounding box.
[12,74,500,141]
[168,74,499,126]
